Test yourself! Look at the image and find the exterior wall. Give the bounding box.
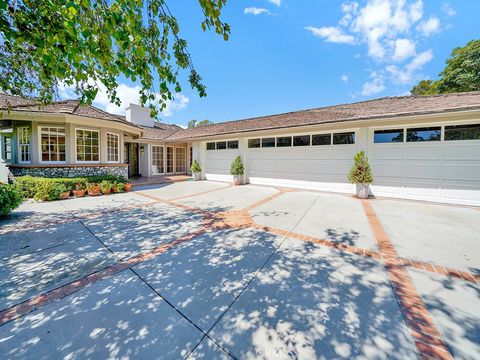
[138,143,150,177]
[191,114,480,206]
[8,164,128,179]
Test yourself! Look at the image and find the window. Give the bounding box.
[216,141,227,150]
[76,129,99,162]
[374,129,404,143]
[262,138,275,148]
[228,140,239,149]
[17,127,31,163]
[206,142,215,150]
[445,124,480,141]
[312,134,331,146]
[406,127,440,142]
[152,146,164,174]
[107,133,119,162]
[333,132,355,145]
[40,127,66,162]
[293,135,310,146]
[166,146,174,173]
[175,147,186,173]
[248,139,261,148]
[2,136,12,161]
[276,137,292,147]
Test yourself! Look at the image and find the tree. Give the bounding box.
[410,39,480,95]
[188,119,213,128]
[0,1,230,117]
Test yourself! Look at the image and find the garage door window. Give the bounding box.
[444,124,480,141]
[374,129,404,143]
[228,141,239,149]
[276,137,292,147]
[293,135,310,146]
[406,127,440,142]
[333,132,355,145]
[248,139,261,148]
[206,142,215,150]
[216,141,227,150]
[262,138,275,148]
[312,134,331,146]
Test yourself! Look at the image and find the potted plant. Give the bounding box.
[87,183,101,196]
[112,181,125,193]
[73,182,86,198]
[190,160,202,181]
[59,189,71,200]
[230,156,245,186]
[124,182,133,192]
[348,151,373,199]
[100,180,112,195]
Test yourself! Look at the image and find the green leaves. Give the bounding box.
[0,0,230,117]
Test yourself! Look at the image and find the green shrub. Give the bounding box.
[100,180,112,193]
[0,184,23,216]
[348,151,373,184]
[230,156,244,176]
[33,182,67,201]
[190,160,202,173]
[14,176,39,198]
[113,181,125,192]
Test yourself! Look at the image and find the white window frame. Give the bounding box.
[106,132,120,163]
[175,146,187,173]
[75,128,100,163]
[151,145,165,175]
[17,127,31,164]
[38,126,67,164]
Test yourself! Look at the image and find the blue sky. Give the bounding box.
[71,0,480,127]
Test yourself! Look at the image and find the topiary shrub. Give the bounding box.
[348,151,373,184]
[33,182,67,201]
[0,184,23,216]
[230,156,244,176]
[190,160,202,173]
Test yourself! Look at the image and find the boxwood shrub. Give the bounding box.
[14,175,128,201]
[0,184,23,216]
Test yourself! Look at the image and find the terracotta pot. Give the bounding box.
[124,183,133,192]
[101,188,112,195]
[59,191,71,200]
[73,189,86,198]
[87,187,101,196]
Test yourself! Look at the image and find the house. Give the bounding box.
[1,92,479,206]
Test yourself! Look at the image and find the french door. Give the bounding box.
[166,146,174,174]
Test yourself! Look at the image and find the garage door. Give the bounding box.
[247,132,357,193]
[204,140,240,182]
[369,124,480,206]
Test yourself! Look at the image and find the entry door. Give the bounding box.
[125,143,139,177]
[175,147,186,173]
[166,146,174,174]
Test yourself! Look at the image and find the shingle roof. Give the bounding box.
[0,93,137,126]
[165,92,480,141]
[140,122,182,140]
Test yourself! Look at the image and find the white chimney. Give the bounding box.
[125,103,154,127]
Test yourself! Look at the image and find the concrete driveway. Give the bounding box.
[0,181,478,359]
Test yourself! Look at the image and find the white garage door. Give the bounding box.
[204,140,240,182]
[369,124,480,206]
[247,132,357,193]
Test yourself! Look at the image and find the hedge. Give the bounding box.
[0,184,22,216]
[14,175,128,200]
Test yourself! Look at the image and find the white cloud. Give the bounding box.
[305,26,355,44]
[386,49,433,83]
[417,16,440,36]
[306,1,443,95]
[393,38,416,62]
[441,3,456,17]
[361,77,386,96]
[341,75,349,82]
[266,0,281,7]
[244,7,271,16]
[59,81,189,117]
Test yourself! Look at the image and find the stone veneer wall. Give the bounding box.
[8,165,129,179]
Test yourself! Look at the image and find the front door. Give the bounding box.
[124,143,139,177]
